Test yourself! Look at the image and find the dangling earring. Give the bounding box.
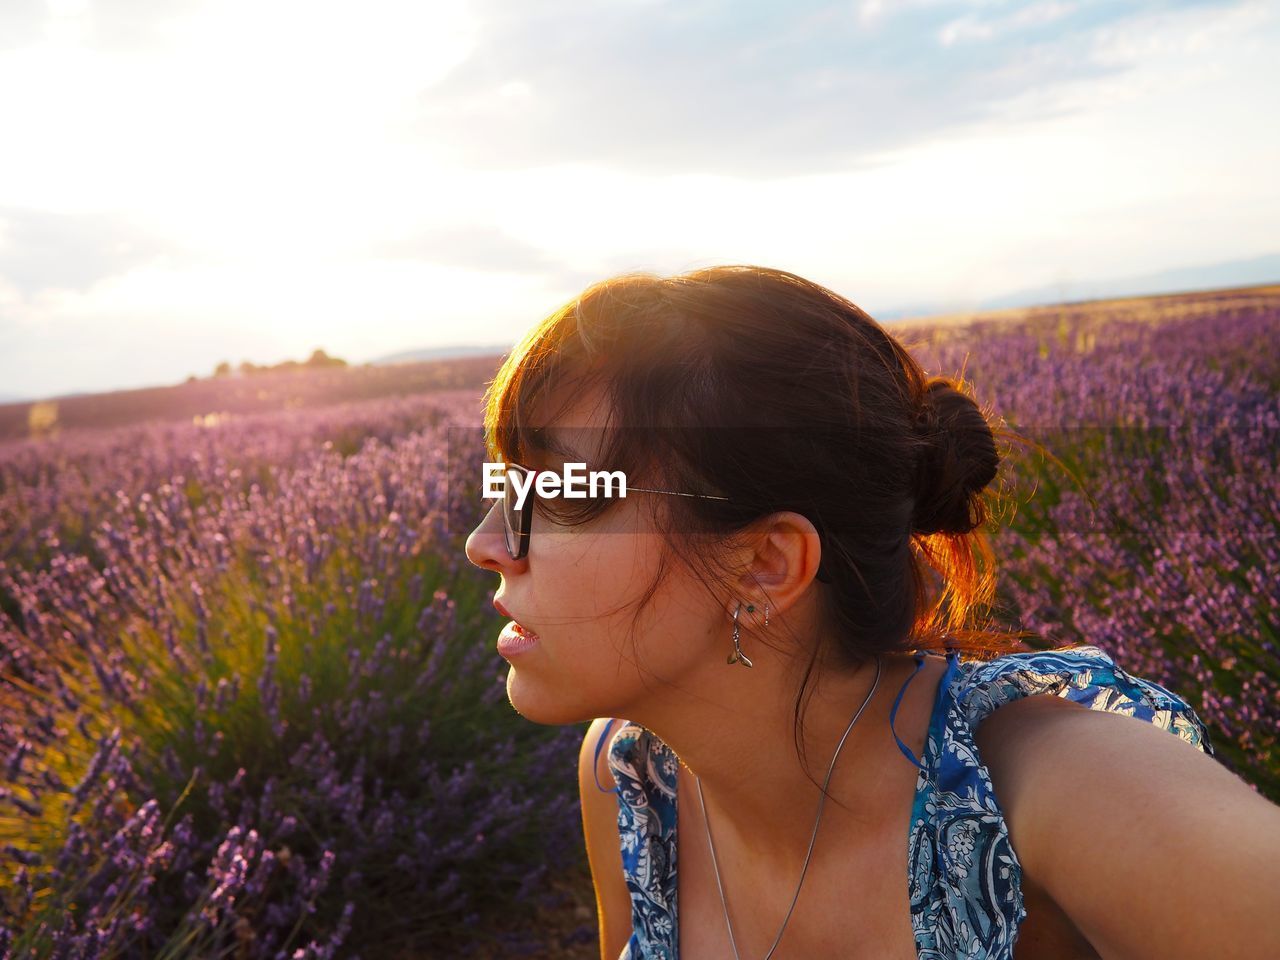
[764,602,770,627]
[727,601,754,668]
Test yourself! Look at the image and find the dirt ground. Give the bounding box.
[519,861,600,960]
[456,859,602,960]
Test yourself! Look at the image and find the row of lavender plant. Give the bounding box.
[0,390,489,571]
[907,294,1279,798]
[1,391,587,958]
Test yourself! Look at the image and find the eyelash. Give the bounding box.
[538,492,607,526]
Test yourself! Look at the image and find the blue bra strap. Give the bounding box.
[592,717,622,794]
[889,654,928,770]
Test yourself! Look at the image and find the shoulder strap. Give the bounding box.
[889,650,962,770]
[955,644,1214,755]
[592,717,622,794]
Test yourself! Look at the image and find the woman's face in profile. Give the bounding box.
[464,380,719,725]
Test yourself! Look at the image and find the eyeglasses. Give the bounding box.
[498,461,730,560]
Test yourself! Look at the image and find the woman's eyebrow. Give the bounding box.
[526,429,583,466]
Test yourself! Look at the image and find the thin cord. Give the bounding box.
[695,654,883,960]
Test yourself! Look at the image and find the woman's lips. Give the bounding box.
[498,620,540,658]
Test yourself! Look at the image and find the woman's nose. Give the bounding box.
[464,499,519,572]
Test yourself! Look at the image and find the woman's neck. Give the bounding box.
[629,649,937,879]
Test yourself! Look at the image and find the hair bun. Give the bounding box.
[911,379,999,535]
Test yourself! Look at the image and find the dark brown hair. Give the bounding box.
[482,265,1041,785]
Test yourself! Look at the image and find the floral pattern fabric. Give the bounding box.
[601,644,1215,960]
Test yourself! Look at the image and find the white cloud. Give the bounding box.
[939,0,1077,46]
[1011,1,1077,29]
[857,0,886,25]
[938,15,995,45]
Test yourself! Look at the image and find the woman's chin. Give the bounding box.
[504,671,586,726]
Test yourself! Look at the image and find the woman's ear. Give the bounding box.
[731,510,824,614]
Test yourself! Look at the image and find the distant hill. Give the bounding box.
[10,256,1280,417]
[5,281,1274,444]
[357,255,1280,342]
[0,354,499,442]
[972,252,1280,313]
[876,251,1280,323]
[367,344,509,365]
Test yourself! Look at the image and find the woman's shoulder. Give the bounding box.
[944,643,1214,755]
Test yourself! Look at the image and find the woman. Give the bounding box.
[463,266,1280,959]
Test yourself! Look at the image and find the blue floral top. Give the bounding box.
[591,644,1215,960]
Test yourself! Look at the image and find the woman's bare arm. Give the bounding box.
[977,694,1280,959]
[578,718,633,960]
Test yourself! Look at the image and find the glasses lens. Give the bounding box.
[502,463,527,557]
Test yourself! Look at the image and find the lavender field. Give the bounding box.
[1,285,1277,959]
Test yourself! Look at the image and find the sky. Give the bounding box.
[1,0,1278,402]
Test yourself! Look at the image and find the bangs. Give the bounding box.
[483,296,593,468]
[480,279,654,528]
[482,270,689,468]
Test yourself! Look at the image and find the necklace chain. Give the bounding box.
[694,654,883,960]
